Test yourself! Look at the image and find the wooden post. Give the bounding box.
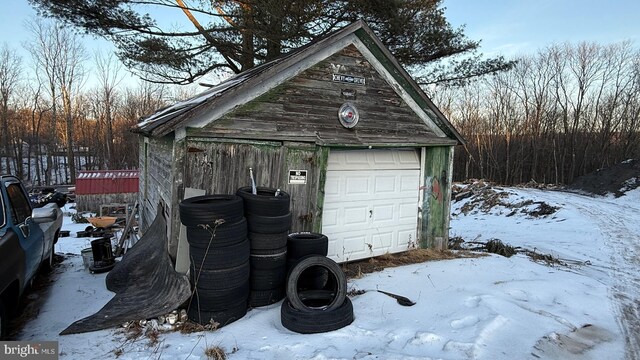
[420,146,454,250]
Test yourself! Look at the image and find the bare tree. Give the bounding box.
[433,41,640,185]
[25,18,87,184]
[94,51,124,168]
[0,44,21,174]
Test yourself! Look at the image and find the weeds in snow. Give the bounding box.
[205,346,227,360]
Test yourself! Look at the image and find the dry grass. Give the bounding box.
[179,319,219,334]
[341,248,484,279]
[205,346,226,360]
[146,328,160,347]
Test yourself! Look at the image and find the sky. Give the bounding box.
[445,0,640,57]
[1,0,639,86]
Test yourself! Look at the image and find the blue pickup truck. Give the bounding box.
[0,175,63,339]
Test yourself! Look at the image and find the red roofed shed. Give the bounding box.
[76,170,139,213]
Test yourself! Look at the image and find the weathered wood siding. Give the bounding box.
[420,146,455,250]
[138,136,174,234]
[188,45,448,146]
[183,139,321,232]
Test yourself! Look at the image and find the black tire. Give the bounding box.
[280,297,354,334]
[188,300,248,327]
[189,238,250,270]
[250,265,287,290]
[286,259,328,290]
[287,232,328,258]
[191,280,250,310]
[236,186,291,216]
[246,213,292,234]
[249,287,285,308]
[298,289,335,306]
[286,256,346,312]
[251,246,288,256]
[190,261,250,289]
[248,231,288,251]
[250,251,287,270]
[179,195,244,227]
[186,218,247,248]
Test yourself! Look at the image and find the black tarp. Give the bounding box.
[60,204,192,335]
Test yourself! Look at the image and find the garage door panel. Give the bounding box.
[399,202,419,220]
[343,206,368,225]
[326,172,417,202]
[371,231,393,249]
[322,208,339,227]
[374,176,396,193]
[328,232,369,261]
[345,177,370,195]
[372,151,397,166]
[397,229,416,249]
[324,177,340,197]
[372,204,394,222]
[344,234,369,254]
[327,149,420,171]
[401,174,420,192]
[398,150,420,166]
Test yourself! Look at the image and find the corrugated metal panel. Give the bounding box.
[76,170,140,195]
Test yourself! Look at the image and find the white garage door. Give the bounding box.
[322,149,421,263]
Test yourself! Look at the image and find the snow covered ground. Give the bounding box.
[16,186,640,359]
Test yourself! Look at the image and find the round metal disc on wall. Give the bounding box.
[338,103,359,128]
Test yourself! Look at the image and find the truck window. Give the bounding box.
[6,183,31,224]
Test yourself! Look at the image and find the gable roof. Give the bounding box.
[133,20,464,145]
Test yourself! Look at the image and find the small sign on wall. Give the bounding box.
[332,74,365,86]
[289,170,307,184]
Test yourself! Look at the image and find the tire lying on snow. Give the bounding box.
[286,255,346,312]
[280,297,354,334]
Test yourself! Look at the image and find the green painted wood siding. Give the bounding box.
[420,146,455,250]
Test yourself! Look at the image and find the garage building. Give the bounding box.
[133,20,465,263]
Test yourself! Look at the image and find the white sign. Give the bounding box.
[289,170,307,184]
[332,73,365,86]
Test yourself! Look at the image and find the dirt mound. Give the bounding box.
[452,180,559,218]
[568,159,640,197]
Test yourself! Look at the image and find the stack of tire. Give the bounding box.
[179,195,250,327]
[236,187,292,307]
[281,254,354,334]
[286,232,330,289]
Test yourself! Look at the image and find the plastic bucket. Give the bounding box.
[81,248,94,269]
[90,238,114,264]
